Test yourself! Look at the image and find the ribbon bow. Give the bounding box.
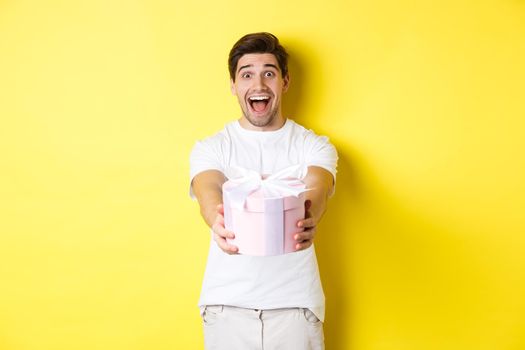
[224,164,309,210]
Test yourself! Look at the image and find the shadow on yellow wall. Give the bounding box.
[277,39,520,348]
[282,42,361,348]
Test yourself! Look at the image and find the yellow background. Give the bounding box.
[1,0,524,349]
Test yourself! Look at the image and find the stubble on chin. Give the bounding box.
[241,105,279,128]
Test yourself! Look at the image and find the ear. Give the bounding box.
[282,74,290,93]
[230,79,235,95]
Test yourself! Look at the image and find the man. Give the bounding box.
[190,32,338,350]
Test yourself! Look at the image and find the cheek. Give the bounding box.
[236,85,248,96]
[271,80,283,91]
[272,86,283,98]
[232,87,245,99]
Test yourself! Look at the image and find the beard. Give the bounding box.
[240,99,280,128]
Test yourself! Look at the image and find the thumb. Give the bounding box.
[304,199,312,211]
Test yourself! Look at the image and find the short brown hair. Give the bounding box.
[228,32,289,81]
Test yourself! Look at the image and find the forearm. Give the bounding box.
[293,166,335,250]
[303,166,335,223]
[192,170,227,227]
[198,190,223,228]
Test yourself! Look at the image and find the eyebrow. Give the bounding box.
[237,64,280,73]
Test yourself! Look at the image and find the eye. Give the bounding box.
[241,72,251,79]
[264,71,274,77]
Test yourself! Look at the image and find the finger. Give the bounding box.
[212,222,235,239]
[297,218,316,228]
[214,214,224,226]
[222,243,239,254]
[295,240,313,251]
[294,229,315,242]
[212,212,226,231]
[216,203,224,215]
[222,230,235,239]
[304,199,312,211]
[214,233,239,254]
[221,241,239,254]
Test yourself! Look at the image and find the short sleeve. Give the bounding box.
[303,132,338,194]
[189,137,224,198]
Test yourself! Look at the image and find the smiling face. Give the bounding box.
[230,53,290,131]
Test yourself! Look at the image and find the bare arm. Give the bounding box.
[192,170,226,227]
[191,170,238,254]
[294,166,335,251]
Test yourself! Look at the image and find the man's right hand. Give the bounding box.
[211,204,239,255]
[191,170,238,254]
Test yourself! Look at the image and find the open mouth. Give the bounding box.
[248,95,271,113]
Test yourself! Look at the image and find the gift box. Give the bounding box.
[222,166,308,256]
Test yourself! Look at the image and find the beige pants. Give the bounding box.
[202,305,324,350]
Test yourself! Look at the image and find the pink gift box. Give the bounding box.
[222,179,306,256]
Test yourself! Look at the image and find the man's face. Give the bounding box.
[230,53,289,130]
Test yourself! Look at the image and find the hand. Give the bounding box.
[294,200,317,251]
[211,204,239,255]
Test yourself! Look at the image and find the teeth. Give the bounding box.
[249,96,270,101]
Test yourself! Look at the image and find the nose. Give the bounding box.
[252,74,266,90]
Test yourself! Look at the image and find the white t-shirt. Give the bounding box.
[189,119,338,322]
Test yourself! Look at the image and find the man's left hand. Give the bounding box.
[294,200,317,251]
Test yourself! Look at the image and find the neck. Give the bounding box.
[238,116,286,131]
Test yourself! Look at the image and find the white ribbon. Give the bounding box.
[224,164,308,210]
